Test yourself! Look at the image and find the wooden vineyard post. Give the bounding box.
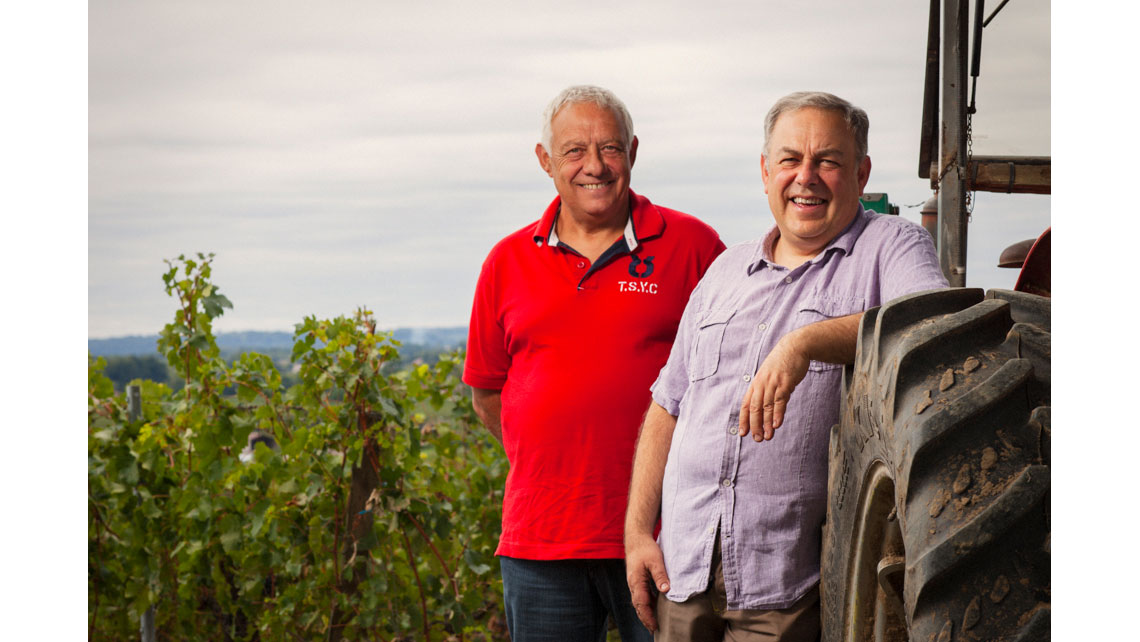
[128,384,157,642]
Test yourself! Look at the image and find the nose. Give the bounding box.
[795,161,819,185]
[582,145,606,176]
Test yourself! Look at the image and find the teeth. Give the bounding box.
[581,183,609,190]
[792,197,824,205]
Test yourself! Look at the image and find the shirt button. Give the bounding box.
[742,374,751,382]
[721,479,732,487]
[730,426,739,435]
[758,323,767,330]
[785,276,793,284]
[577,261,586,268]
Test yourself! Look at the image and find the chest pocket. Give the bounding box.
[689,308,736,382]
[796,295,864,372]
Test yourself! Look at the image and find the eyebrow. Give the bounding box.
[777,146,844,158]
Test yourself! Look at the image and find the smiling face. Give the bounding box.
[761,107,871,262]
[536,101,637,229]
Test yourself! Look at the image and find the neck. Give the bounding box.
[772,236,825,269]
[557,210,627,237]
[559,194,630,236]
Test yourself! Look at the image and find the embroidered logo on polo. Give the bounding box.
[628,255,655,278]
[619,255,658,293]
[618,281,658,293]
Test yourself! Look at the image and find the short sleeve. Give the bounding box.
[650,278,705,416]
[699,234,728,276]
[462,252,510,390]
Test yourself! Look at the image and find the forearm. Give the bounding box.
[782,312,863,365]
[624,401,678,631]
[470,387,504,444]
[625,402,678,543]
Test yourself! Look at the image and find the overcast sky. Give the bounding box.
[87,0,1050,338]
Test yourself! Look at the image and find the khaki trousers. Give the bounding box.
[655,537,821,642]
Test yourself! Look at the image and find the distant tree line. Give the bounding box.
[94,342,465,392]
[98,354,184,392]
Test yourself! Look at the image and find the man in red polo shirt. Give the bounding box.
[463,85,724,641]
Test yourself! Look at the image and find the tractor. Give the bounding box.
[820,1,1050,640]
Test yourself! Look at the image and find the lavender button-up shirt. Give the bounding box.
[650,206,947,610]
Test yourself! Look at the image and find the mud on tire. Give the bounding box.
[821,288,1050,642]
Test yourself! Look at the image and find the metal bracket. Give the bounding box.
[876,555,907,621]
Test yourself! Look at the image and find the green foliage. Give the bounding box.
[89,254,507,640]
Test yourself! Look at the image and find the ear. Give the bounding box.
[760,154,771,194]
[856,155,872,193]
[535,143,553,176]
[628,136,639,168]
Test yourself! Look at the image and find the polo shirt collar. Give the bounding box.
[747,204,871,275]
[532,189,665,252]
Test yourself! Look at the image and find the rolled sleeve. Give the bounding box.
[650,279,705,416]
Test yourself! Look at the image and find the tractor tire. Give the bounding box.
[821,288,1050,642]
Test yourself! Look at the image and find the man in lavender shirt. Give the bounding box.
[624,92,948,640]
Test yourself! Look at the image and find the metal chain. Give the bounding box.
[965,111,975,220]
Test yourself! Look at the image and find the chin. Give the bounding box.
[790,224,830,241]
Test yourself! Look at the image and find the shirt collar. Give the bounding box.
[747,204,872,275]
[532,189,664,251]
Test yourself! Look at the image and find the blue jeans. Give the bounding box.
[499,556,652,642]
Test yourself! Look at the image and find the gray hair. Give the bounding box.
[763,91,870,163]
[540,85,634,152]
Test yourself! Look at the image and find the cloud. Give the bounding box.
[89,0,1051,337]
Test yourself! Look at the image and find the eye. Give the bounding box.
[779,157,799,167]
[820,159,840,168]
[602,144,624,154]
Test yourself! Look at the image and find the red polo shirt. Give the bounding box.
[464,190,725,559]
